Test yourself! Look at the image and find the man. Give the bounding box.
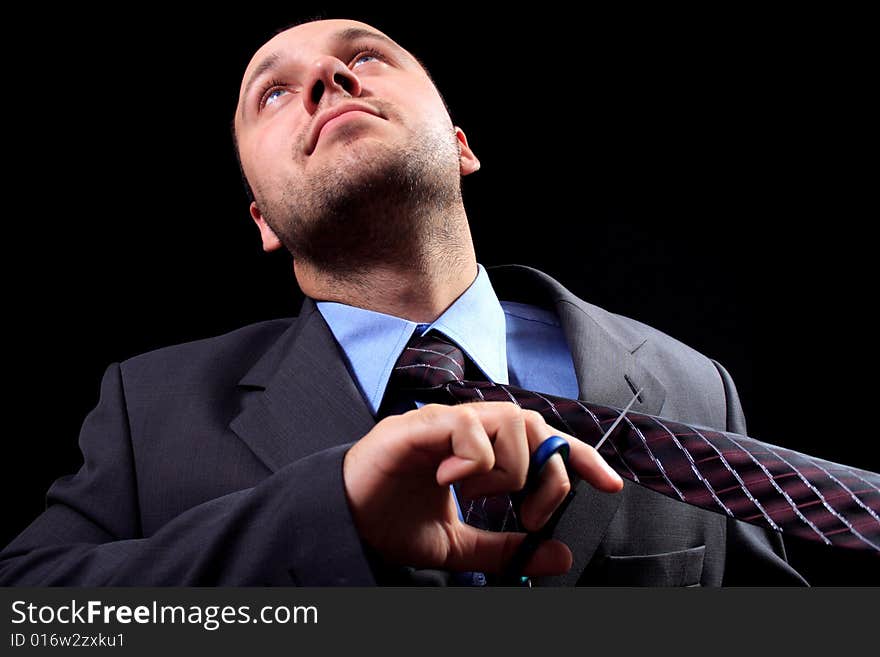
[0,18,807,586]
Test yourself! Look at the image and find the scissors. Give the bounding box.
[500,388,642,585]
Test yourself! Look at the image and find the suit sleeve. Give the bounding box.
[0,363,376,586]
[710,358,809,585]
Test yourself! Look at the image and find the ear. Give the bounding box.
[455,127,480,176]
[249,202,284,252]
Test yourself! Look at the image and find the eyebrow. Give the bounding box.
[239,27,411,120]
[241,52,282,108]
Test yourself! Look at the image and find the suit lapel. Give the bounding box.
[487,264,667,585]
[487,263,666,415]
[555,297,666,416]
[229,297,376,474]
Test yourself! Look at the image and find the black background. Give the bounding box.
[3,6,875,583]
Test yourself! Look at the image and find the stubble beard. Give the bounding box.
[256,124,465,285]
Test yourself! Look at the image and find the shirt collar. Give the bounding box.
[316,263,508,415]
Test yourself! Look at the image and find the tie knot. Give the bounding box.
[388,331,467,393]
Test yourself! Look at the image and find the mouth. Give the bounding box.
[306,103,384,155]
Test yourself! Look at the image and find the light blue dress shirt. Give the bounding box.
[316,263,580,416]
[318,263,579,584]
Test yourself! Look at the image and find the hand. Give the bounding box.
[342,402,624,577]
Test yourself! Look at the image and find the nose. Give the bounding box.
[302,55,363,114]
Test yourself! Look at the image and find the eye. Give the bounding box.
[351,48,385,68]
[258,80,295,111]
[265,88,287,106]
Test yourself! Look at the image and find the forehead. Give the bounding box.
[239,19,405,95]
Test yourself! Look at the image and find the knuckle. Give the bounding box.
[415,403,447,423]
[374,412,403,433]
[443,521,463,562]
[454,404,482,427]
[495,403,525,429]
[552,480,571,504]
[498,402,521,419]
[523,409,546,426]
[557,475,571,497]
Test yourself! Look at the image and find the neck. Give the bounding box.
[293,210,478,323]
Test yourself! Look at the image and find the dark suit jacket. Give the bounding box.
[0,264,806,585]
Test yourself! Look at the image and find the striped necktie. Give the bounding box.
[386,330,880,553]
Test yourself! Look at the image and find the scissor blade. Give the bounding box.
[594,387,643,452]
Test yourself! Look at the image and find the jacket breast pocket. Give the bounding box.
[595,545,706,586]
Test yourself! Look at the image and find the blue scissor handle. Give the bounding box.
[526,434,571,490]
[511,434,573,511]
[502,435,579,584]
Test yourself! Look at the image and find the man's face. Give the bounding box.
[233,19,479,262]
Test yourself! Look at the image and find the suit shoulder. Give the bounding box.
[119,317,295,388]
[567,297,732,428]
[614,310,708,360]
[566,295,710,363]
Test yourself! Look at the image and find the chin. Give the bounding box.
[316,140,399,180]
[317,126,389,157]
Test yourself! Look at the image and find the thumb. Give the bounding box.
[443,524,573,577]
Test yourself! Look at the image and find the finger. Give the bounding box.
[517,411,576,530]
[566,435,624,492]
[455,403,529,499]
[516,452,572,531]
[514,411,622,493]
[445,524,573,577]
[381,405,496,483]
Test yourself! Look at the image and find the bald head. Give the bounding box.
[229,18,480,287]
